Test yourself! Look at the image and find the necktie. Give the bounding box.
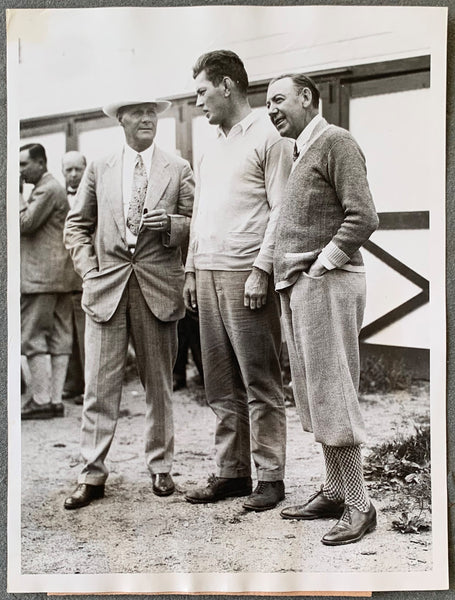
[127,154,148,236]
[293,142,300,162]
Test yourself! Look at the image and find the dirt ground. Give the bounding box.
[20,372,431,576]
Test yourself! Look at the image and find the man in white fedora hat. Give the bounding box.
[63,98,194,509]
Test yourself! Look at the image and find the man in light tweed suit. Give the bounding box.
[267,74,379,545]
[20,143,75,420]
[63,97,194,509]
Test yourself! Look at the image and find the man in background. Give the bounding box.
[267,73,379,545]
[184,50,292,512]
[64,96,194,509]
[20,143,74,420]
[61,151,87,405]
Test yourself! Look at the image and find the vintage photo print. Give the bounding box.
[6,5,448,594]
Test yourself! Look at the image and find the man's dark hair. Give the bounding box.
[193,50,249,95]
[270,73,320,108]
[20,142,47,164]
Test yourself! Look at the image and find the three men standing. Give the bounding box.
[63,98,194,509]
[184,51,292,511]
[267,74,379,544]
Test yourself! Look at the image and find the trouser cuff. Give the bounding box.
[218,468,251,478]
[78,473,107,486]
[256,469,285,482]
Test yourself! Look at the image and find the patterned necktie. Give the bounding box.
[293,142,300,162]
[127,154,148,235]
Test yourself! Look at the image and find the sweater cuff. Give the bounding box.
[320,241,350,268]
[318,253,336,271]
[252,255,273,275]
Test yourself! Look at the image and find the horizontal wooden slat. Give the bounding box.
[377,211,429,230]
[350,71,430,98]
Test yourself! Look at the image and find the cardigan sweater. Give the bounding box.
[274,119,379,290]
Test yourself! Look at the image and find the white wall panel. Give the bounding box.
[350,88,431,213]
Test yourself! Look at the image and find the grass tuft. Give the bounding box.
[365,425,431,534]
[360,357,413,394]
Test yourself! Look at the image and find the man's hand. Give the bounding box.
[184,272,197,310]
[306,256,328,278]
[142,208,170,232]
[244,266,269,310]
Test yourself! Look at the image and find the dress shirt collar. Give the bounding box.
[216,109,258,138]
[124,142,155,168]
[295,113,323,154]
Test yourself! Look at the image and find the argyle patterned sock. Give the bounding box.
[321,444,345,502]
[332,445,370,519]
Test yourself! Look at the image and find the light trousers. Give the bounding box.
[21,292,73,357]
[196,270,286,481]
[79,273,177,485]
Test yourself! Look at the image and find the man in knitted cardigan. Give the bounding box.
[267,73,379,546]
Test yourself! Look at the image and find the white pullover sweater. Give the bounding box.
[186,111,292,274]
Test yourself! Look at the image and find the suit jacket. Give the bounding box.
[66,190,84,293]
[64,145,194,323]
[20,172,75,294]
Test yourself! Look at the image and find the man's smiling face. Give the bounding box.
[266,77,307,140]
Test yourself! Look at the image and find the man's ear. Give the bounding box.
[300,87,313,108]
[222,76,233,97]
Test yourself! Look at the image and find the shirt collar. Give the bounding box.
[124,142,155,166]
[295,113,323,153]
[216,110,258,138]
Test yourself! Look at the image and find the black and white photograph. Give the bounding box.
[6,5,448,594]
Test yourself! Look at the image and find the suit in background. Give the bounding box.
[62,151,87,404]
[20,143,75,420]
[63,98,194,509]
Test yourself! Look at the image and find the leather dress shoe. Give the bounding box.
[62,389,84,400]
[173,377,186,391]
[73,394,84,406]
[185,476,252,504]
[322,503,377,546]
[64,483,105,510]
[280,487,344,520]
[152,473,175,496]
[52,402,65,417]
[21,398,54,420]
[243,480,285,511]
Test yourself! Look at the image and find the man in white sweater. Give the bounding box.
[184,50,292,511]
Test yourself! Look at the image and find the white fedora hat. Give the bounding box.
[103,98,172,119]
